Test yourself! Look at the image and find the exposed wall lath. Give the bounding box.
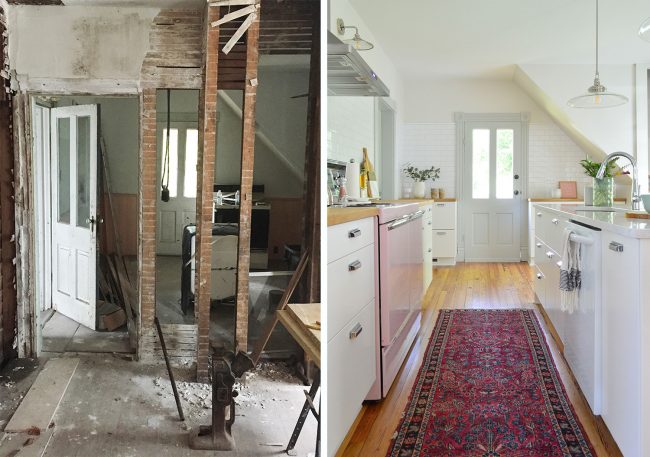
[0,6,17,365]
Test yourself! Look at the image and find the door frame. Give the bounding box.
[30,93,140,356]
[455,112,530,262]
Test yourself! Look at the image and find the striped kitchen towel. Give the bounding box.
[559,228,581,314]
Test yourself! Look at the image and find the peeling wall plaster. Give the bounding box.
[8,6,159,84]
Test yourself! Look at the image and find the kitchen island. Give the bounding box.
[534,203,650,457]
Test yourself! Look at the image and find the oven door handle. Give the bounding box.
[409,210,425,221]
[387,215,411,230]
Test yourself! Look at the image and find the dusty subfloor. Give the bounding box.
[0,355,318,457]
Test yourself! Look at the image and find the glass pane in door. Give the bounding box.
[184,129,198,198]
[57,117,71,224]
[472,129,490,199]
[496,129,514,199]
[77,116,91,228]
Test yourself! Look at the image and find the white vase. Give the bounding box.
[413,181,426,198]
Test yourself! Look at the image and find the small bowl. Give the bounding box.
[640,194,650,213]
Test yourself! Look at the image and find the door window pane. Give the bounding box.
[57,117,71,224]
[184,129,198,198]
[496,129,514,199]
[77,116,91,228]
[162,128,179,198]
[472,129,490,199]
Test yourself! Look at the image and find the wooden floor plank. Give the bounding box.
[336,262,622,457]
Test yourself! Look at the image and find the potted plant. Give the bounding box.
[580,158,617,207]
[402,164,441,198]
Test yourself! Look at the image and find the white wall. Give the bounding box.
[327,97,375,164]
[403,77,551,124]
[518,63,636,156]
[8,6,157,85]
[328,0,407,198]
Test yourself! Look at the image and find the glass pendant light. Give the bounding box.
[568,0,628,108]
[639,16,650,42]
[336,18,374,51]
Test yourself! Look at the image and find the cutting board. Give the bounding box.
[625,211,650,219]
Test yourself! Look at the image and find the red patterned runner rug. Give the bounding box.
[387,309,595,457]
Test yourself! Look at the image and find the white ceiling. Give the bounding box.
[348,0,650,79]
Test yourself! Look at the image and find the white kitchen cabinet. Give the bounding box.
[327,217,377,457]
[422,204,433,294]
[431,202,457,266]
[601,231,641,457]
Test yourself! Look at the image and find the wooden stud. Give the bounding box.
[211,4,257,27]
[233,11,261,352]
[222,12,257,55]
[300,3,320,303]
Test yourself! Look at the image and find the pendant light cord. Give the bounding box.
[161,89,171,192]
[595,0,599,79]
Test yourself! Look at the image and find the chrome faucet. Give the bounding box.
[596,151,640,210]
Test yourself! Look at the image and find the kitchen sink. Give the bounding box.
[572,206,627,212]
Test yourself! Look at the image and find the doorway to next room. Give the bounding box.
[32,95,139,355]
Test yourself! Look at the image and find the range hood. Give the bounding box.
[328,32,389,97]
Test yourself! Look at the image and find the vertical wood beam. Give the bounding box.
[195,5,221,380]
[234,12,260,352]
[300,6,321,303]
[139,88,157,349]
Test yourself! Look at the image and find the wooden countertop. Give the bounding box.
[277,303,320,367]
[327,207,379,226]
[528,197,627,203]
[380,198,457,204]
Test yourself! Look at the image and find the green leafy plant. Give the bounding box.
[402,163,441,182]
[580,158,617,178]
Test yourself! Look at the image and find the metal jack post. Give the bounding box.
[189,346,254,451]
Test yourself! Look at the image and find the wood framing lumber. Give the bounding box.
[211,4,257,27]
[222,12,256,55]
[209,0,256,6]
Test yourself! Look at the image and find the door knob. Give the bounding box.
[514,174,519,179]
[514,190,520,195]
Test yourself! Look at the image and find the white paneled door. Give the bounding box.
[51,105,98,329]
[463,121,522,262]
[156,123,198,255]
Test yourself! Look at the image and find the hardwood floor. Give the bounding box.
[336,262,622,457]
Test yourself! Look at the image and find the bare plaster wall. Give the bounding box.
[8,6,158,84]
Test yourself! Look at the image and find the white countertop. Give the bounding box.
[534,203,650,239]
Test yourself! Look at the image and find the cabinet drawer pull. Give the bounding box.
[536,242,542,248]
[348,228,361,238]
[609,241,624,252]
[348,260,362,271]
[536,273,543,280]
[349,323,363,339]
[537,212,542,217]
[427,221,432,226]
[546,251,554,259]
[428,248,432,253]
[436,232,447,235]
[552,218,559,225]
[436,203,445,207]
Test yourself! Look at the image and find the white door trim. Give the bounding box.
[455,112,530,262]
[635,64,649,195]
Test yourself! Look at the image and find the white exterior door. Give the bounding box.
[463,121,522,262]
[156,123,198,255]
[51,105,98,329]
